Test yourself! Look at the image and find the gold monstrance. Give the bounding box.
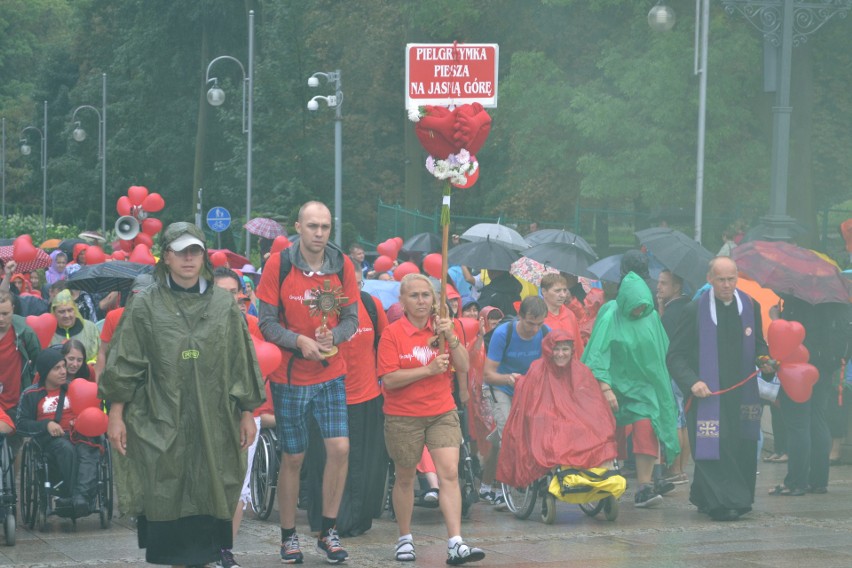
[303,279,348,358]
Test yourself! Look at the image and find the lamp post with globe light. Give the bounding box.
[19,101,48,242]
[70,73,107,236]
[205,10,254,257]
[307,70,343,246]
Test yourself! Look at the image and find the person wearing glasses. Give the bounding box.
[101,222,265,568]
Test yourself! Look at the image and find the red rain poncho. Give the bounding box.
[496,329,618,488]
[466,307,502,456]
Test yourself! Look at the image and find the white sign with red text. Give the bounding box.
[406,43,499,108]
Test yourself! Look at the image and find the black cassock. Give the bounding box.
[667,296,766,518]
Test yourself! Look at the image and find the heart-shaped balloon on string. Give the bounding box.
[393,262,420,281]
[210,251,228,268]
[376,240,399,261]
[141,218,163,236]
[415,106,458,159]
[116,196,132,217]
[767,319,806,361]
[85,246,106,265]
[373,255,394,273]
[127,185,149,206]
[777,362,819,403]
[68,378,101,411]
[142,192,165,213]
[129,244,156,265]
[74,407,108,437]
[134,233,154,249]
[422,253,443,279]
[13,235,39,263]
[25,313,58,348]
[111,251,128,261]
[251,335,283,377]
[116,239,133,253]
[784,344,810,364]
[392,237,404,250]
[453,103,492,155]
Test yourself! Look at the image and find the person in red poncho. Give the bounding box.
[496,329,618,489]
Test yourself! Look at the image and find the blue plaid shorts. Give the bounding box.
[270,376,348,455]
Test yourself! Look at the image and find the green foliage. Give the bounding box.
[1,213,81,241]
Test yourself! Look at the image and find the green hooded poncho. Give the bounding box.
[99,222,265,521]
[581,272,679,463]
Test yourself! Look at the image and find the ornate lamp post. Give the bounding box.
[1,118,6,238]
[205,10,254,257]
[20,101,48,242]
[70,73,107,236]
[307,70,343,246]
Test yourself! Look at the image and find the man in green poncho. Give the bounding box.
[100,222,265,567]
[582,271,679,508]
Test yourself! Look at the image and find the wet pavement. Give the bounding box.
[2,459,851,567]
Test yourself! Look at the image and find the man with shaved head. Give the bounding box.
[667,256,769,522]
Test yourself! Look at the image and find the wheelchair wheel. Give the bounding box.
[578,499,605,518]
[250,430,278,520]
[502,481,537,520]
[97,441,113,529]
[459,446,478,519]
[4,512,14,546]
[540,493,557,525]
[20,443,38,530]
[603,495,619,521]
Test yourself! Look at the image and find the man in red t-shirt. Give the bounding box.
[255,201,359,564]
[0,291,41,420]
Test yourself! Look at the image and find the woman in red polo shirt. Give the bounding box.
[377,273,484,565]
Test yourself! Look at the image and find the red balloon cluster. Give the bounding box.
[115,186,165,264]
[374,237,404,274]
[767,320,819,403]
[68,378,108,437]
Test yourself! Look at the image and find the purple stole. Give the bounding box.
[695,290,760,460]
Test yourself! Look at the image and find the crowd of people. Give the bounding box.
[0,203,851,567]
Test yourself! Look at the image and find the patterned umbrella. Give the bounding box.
[244,217,287,239]
[0,246,52,273]
[510,257,559,287]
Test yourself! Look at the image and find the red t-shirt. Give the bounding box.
[0,328,23,411]
[100,307,124,343]
[0,407,14,433]
[36,387,75,432]
[377,317,459,417]
[544,304,585,359]
[255,252,359,386]
[341,295,388,405]
[253,381,275,418]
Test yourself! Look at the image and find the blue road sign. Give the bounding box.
[207,207,231,233]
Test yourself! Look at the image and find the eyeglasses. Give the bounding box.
[168,246,205,258]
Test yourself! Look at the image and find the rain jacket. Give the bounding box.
[581,272,679,463]
[6,315,41,403]
[99,237,264,522]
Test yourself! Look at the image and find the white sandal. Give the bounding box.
[395,538,416,561]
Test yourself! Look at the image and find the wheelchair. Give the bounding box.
[502,464,621,525]
[0,437,16,545]
[249,427,280,520]
[20,437,113,530]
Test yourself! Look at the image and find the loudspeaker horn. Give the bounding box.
[115,216,140,241]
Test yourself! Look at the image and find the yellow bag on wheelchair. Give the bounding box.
[548,467,626,504]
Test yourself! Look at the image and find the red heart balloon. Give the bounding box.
[116,196,132,217]
[451,162,479,189]
[251,335,283,377]
[26,313,58,348]
[422,253,443,279]
[127,185,149,206]
[457,317,481,349]
[85,246,106,265]
[393,261,420,281]
[376,240,398,261]
[117,239,133,253]
[270,235,291,254]
[452,103,492,154]
[68,378,101,411]
[129,244,156,265]
[141,218,163,236]
[210,251,228,268]
[777,362,819,403]
[414,106,458,159]
[74,406,109,437]
[111,251,128,261]
[784,344,810,364]
[392,237,404,250]
[767,319,806,361]
[142,192,165,213]
[373,255,393,273]
[134,233,154,248]
[13,235,38,263]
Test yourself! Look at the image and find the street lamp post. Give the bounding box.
[20,101,48,242]
[71,73,107,236]
[205,9,254,258]
[307,70,343,246]
[1,117,6,238]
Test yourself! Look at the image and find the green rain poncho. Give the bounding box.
[99,224,264,522]
[581,272,679,463]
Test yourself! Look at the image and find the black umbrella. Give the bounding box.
[588,254,665,283]
[66,261,155,294]
[447,239,520,271]
[522,243,597,278]
[523,229,597,259]
[635,227,713,290]
[401,232,442,254]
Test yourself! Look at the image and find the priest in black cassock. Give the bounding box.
[667,257,768,521]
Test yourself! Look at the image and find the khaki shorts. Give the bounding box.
[488,388,513,445]
[384,410,462,469]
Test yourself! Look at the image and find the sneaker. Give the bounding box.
[423,489,439,503]
[281,533,304,564]
[664,472,689,485]
[478,489,495,504]
[492,494,508,512]
[215,548,241,568]
[446,541,486,565]
[317,528,349,564]
[634,485,663,508]
[653,478,676,496]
